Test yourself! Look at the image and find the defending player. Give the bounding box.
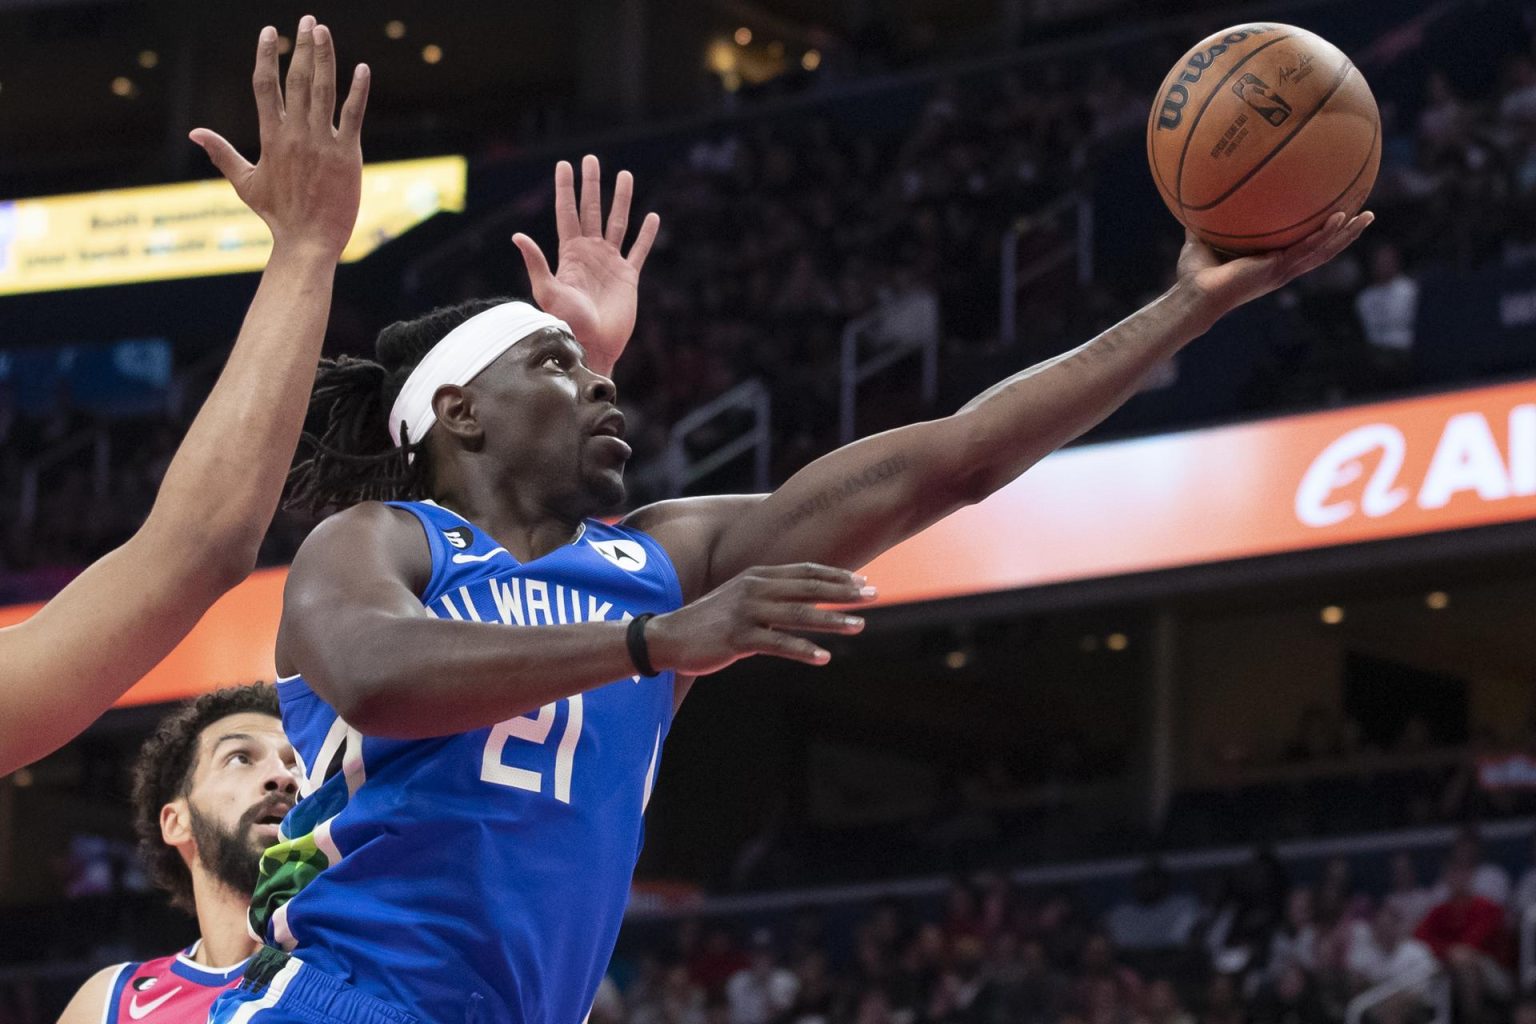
[214,201,1371,1021]
[0,17,367,775]
[55,685,296,1024]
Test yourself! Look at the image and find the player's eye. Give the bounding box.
[226,750,253,766]
[541,353,568,370]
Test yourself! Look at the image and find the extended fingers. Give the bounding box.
[606,169,633,246]
[252,26,283,136]
[579,154,603,237]
[338,63,371,140]
[627,212,661,271]
[512,232,555,287]
[554,161,580,241]
[310,23,337,131]
[284,15,317,121]
[749,630,833,666]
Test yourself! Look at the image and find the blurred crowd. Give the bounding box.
[595,826,1536,1024]
[9,2,1536,593]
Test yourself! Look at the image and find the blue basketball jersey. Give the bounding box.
[256,499,682,1024]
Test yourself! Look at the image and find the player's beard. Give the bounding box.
[188,801,271,899]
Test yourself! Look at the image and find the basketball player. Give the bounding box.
[55,684,296,1024]
[0,17,368,775]
[212,202,1371,1022]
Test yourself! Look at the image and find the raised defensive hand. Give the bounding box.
[1178,210,1374,318]
[190,16,369,258]
[644,563,878,676]
[512,155,661,376]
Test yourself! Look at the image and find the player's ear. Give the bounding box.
[432,385,484,450]
[160,799,192,847]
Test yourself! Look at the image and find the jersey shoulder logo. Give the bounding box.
[588,537,647,572]
[442,526,473,550]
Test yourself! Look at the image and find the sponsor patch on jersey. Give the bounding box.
[588,538,647,572]
[443,526,473,550]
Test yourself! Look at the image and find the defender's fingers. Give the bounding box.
[252,26,284,134]
[579,154,603,237]
[626,212,661,272]
[284,15,317,120]
[310,23,338,130]
[605,170,634,246]
[749,630,832,666]
[189,129,254,185]
[337,64,371,140]
[553,161,580,241]
[512,233,555,286]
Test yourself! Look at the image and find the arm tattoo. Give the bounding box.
[777,453,911,530]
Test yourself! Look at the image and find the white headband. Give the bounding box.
[388,301,573,447]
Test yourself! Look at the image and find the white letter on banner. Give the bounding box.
[1295,424,1409,528]
[1508,405,1536,497]
[1418,412,1510,510]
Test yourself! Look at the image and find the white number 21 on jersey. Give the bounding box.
[480,696,583,803]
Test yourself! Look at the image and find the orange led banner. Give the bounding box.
[862,376,1536,604]
[6,378,1536,707]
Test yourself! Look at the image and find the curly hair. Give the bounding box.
[129,683,280,913]
[285,296,518,516]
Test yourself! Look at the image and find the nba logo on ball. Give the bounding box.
[1231,74,1293,127]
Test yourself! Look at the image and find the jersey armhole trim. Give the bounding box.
[383,501,449,602]
[101,961,133,1024]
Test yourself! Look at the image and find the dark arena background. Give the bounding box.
[9,0,1536,1022]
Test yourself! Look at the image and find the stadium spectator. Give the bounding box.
[1385,852,1439,932]
[1344,904,1438,1024]
[1143,977,1196,1024]
[1436,826,1513,906]
[1354,243,1418,383]
[725,929,798,1024]
[1414,862,1513,1024]
[1511,832,1536,926]
[1104,859,1200,952]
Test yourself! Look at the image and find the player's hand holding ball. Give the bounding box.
[1178,210,1372,326]
[644,563,877,675]
[189,16,369,260]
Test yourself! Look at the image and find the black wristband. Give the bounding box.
[627,612,660,677]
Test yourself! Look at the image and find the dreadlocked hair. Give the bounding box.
[285,296,518,515]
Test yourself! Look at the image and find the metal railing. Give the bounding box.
[998,191,1095,349]
[663,378,771,496]
[1344,966,1449,1024]
[838,303,939,446]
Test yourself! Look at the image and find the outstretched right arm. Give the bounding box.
[277,505,873,738]
[0,18,368,774]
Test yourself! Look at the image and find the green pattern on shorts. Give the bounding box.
[248,831,330,943]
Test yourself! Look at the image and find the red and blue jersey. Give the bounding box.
[101,942,246,1024]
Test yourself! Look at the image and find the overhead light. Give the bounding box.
[734,26,752,45]
[138,50,159,69]
[1079,635,1098,653]
[802,49,822,71]
[277,35,293,55]
[385,19,407,40]
[1320,605,1344,625]
[110,76,138,98]
[944,649,969,670]
[1105,633,1128,652]
[1425,591,1449,610]
[421,44,443,64]
[12,768,32,788]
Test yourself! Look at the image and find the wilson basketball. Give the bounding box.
[1147,23,1380,255]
